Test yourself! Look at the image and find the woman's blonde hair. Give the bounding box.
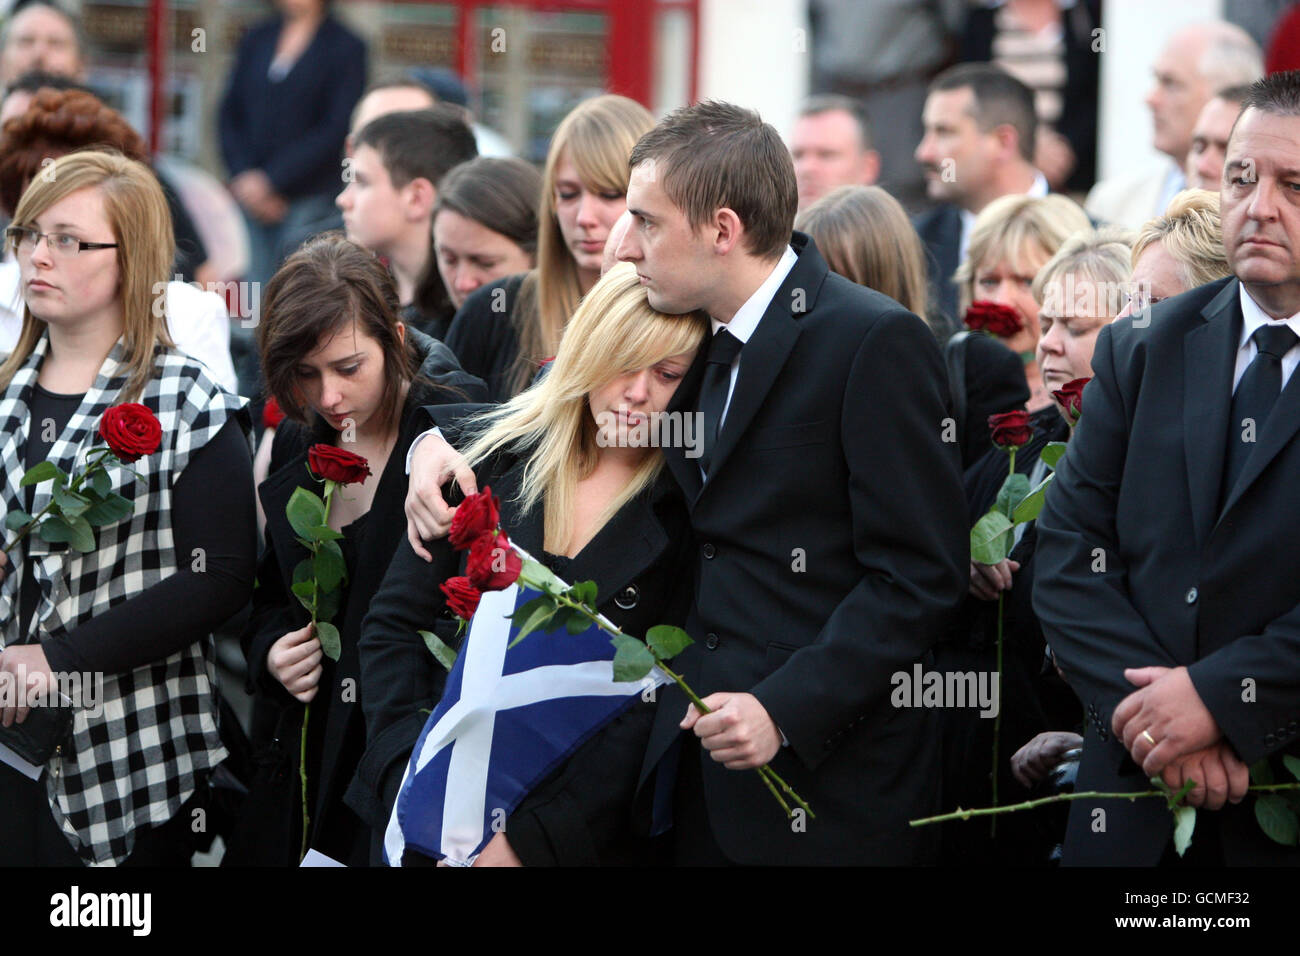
[954,193,1091,315]
[509,94,655,397]
[1032,226,1135,319]
[1131,188,1230,291]
[461,263,708,554]
[795,184,930,319]
[0,149,174,402]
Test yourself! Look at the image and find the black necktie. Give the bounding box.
[1223,322,1299,496]
[699,328,743,474]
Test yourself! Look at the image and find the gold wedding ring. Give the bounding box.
[1141,729,1157,746]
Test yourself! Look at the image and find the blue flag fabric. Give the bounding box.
[383,583,664,866]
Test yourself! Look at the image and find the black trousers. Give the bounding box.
[0,760,205,866]
[670,737,736,866]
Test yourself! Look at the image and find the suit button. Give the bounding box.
[1289,721,1298,733]
[1185,587,1198,604]
[702,543,716,559]
[705,633,719,650]
[1264,733,1277,746]
[614,584,639,610]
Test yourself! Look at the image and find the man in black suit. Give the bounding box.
[404,102,968,865]
[914,64,1047,324]
[1033,72,1300,866]
[610,102,967,865]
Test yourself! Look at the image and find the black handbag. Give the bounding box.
[0,690,74,765]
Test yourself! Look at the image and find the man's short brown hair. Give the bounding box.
[628,100,797,261]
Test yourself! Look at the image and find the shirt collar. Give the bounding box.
[709,245,799,343]
[1238,283,1300,346]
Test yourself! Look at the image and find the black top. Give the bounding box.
[19,384,256,674]
[443,274,526,403]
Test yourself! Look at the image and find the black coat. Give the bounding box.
[351,408,695,865]
[640,233,969,864]
[443,274,526,403]
[218,15,367,199]
[226,331,486,866]
[1034,277,1300,865]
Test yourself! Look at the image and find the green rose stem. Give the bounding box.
[299,480,336,862]
[1,448,116,555]
[513,548,813,820]
[911,781,1300,827]
[990,445,1016,837]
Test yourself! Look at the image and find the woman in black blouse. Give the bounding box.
[355,263,707,865]
[225,234,486,866]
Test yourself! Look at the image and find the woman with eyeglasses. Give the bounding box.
[0,150,256,866]
[1120,189,1231,320]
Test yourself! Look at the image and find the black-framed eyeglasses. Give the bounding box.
[5,226,118,258]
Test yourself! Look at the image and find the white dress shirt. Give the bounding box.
[707,245,799,431]
[1234,284,1300,393]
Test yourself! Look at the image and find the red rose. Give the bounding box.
[466,531,522,591]
[988,409,1033,449]
[1051,377,1090,424]
[448,488,501,550]
[964,300,1024,338]
[262,396,286,430]
[98,403,162,463]
[307,444,372,485]
[440,576,482,620]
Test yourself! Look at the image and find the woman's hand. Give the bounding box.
[1010,731,1083,788]
[268,623,323,703]
[0,643,53,727]
[969,558,1020,601]
[405,433,477,561]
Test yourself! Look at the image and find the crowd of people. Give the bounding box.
[0,0,1297,869]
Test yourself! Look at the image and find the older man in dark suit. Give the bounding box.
[1033,71,1300,866]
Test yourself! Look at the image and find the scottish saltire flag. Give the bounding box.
[384,583,666,866]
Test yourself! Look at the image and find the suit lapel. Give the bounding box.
[699,240,821,490]
[1219,296,1300,522]
[1183,280,1239,545]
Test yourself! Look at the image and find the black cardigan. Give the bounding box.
[349,404,695,865]
[232,331,486,864]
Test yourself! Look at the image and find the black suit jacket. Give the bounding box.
[1033,277,1300,865]
[914,203,964,326]
[351,412,694,865]
[639,233,969,864]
